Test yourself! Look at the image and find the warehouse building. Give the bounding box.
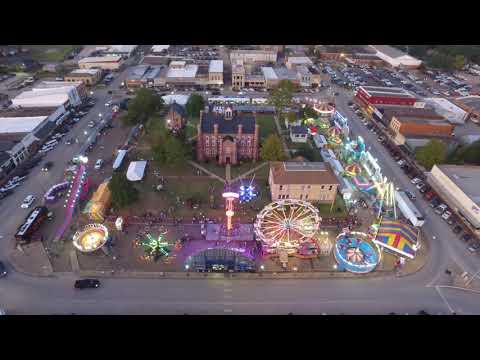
[356,86,417,109]
[64,69,102,86]
[424,97,468,124]
[368,45,422,69]
[78,55,123,71]
[427,165,480,234]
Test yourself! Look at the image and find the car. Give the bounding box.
[42,161,53,172]
[447,216,456,225]
[88,121,96,128]
[74,279,100,289]
[416,182,426,190]
[21,195,36,209]
[0,261,7,278]
[419,185,429,194]
[430,198,441,208]
[94,159,103,170]
[397,159,406,166]
[467,242,480,253]
[452,224,463,234]
[65,138,73,145]
[441,211,452,221]
[435,204,448,214]
[105,101,112,107]
[411,177,422,185]
[405,190,416,201]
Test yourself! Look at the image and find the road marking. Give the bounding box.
[435,286,455,314]
[224,309,233,313]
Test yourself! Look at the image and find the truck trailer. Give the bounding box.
[395,190,425,227]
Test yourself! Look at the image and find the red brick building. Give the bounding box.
[196,106,259,166]
[356,86,417,109]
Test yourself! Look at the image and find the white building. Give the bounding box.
[12,85,82,108]
[286,56,313,69]
[78,55,123,70]
[151,45,170,54]
[208,60,224,86]
[230,49,277,64]
[424,97,469,124]
[368,45,422,69]
[103,45,138,57]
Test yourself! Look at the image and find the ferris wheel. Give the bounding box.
[254,199,321,253]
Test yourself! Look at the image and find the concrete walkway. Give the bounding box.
[187,160,226,183]
[230,162,268,183]
[225,164,231,183]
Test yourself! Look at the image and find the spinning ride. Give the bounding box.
[341,136,366,164]
[254,199,321,255]
[73,223,109,253]
[334,231,380,274]
[344,163,362,177]
[327,126,343,147]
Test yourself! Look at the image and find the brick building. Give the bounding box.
[269,161,339,204]
[196,106,259,165]
[356,86,417,108]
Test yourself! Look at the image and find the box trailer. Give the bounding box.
[395,190,425,227]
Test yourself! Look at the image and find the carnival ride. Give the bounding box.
[327,126,343,146]
[222,190,239,231]
[139,230,173,261]
[85,180,111,222]
[341,136,366,164]
[254,199,321,255]
[237,176,259,203]
[54,163,89,241]
[72,223,109,252]
[372,219,419,259]
[343,163,362,177]
[334,231,380,274]
[44,181,70,203]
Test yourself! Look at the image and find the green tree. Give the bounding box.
[185,93,205,118]
[261,134,287,161]
[415,139,447,170]
[150,121,190,166]
[302,105,317,119]
[460,140,480,165]
[453,55,466,70]
[122,88,163,126]
[294,143,316,161]
[269,80,295,118]
[108,172,139,209]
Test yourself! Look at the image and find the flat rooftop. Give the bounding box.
[0,116,46,134]
[270,161,338,185]
[79,55,122,63]
[69,69,101,76]
[166,64,198,78]
[0,107,57,118]
[438,165,480,204]
[209,59,223,73]
[360,86,416,99]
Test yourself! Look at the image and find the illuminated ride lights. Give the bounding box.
[254,199,321,255]
[237,176,259,203]
[222,190,239,231]
[72,223,109,252]
[334,231,380,274]
[140,230,172,260]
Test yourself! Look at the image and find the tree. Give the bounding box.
[122,88,163,126]
[460,140,480,165]
[294,143,316,161]
[302,105,317,119]
[453,55,467,70]
[185,93,205,118]
[261,134,287,161]
[269,80,295,118]
[415,139,447,170]
[150,121,190,166]
[108,172,139,209]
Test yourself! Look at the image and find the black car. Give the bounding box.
[452,225,463,234]
[430,198,441,208]
[74,279,100,289]
[0,261,7,278]
[0,189,13,199]
[42,161,54,172]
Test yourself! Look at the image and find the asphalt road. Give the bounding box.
[2,71,480,315]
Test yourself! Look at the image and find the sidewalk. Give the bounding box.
[188,160,226,183]
[9,242,54,277]
[273,115,291,158]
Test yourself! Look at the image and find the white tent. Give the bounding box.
[126,161,147,181]
[161,94,189,106]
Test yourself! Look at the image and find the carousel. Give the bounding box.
[334,231,380,274]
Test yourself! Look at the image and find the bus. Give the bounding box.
[15,206,49,244]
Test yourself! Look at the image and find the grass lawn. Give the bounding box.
[24,45,78,62]
[230,161,269,179]
[198,161,227,178]
[256,114,278,139]
[317,194,348,218]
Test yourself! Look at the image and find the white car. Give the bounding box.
[21,195,36,209]
[105,101,112,107]
[442,211,452,221]
[94,159,103,170]
[411,177,422,185]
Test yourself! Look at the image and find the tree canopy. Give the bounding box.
[415,139,447,170]
[261,134,287,161]
[302,105,317,119]
[108,172,139,209]
[294,144,318,162]
[269,80,295,117]
[185,93,205,118]
[149,121,190,166]
[393,45,480,69]
[121,88,164,126]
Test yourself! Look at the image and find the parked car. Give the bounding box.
[94,159,103,170]
[416,182,426,190]
[468,243,480,253]
[435,204,448,214]
[441,211,452,221]
[74,279,100,289]
[430,198,441,208]
[411,177,422,185]
[21,195,36,209]
[405,190,416,200]
[0,261,7,278]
